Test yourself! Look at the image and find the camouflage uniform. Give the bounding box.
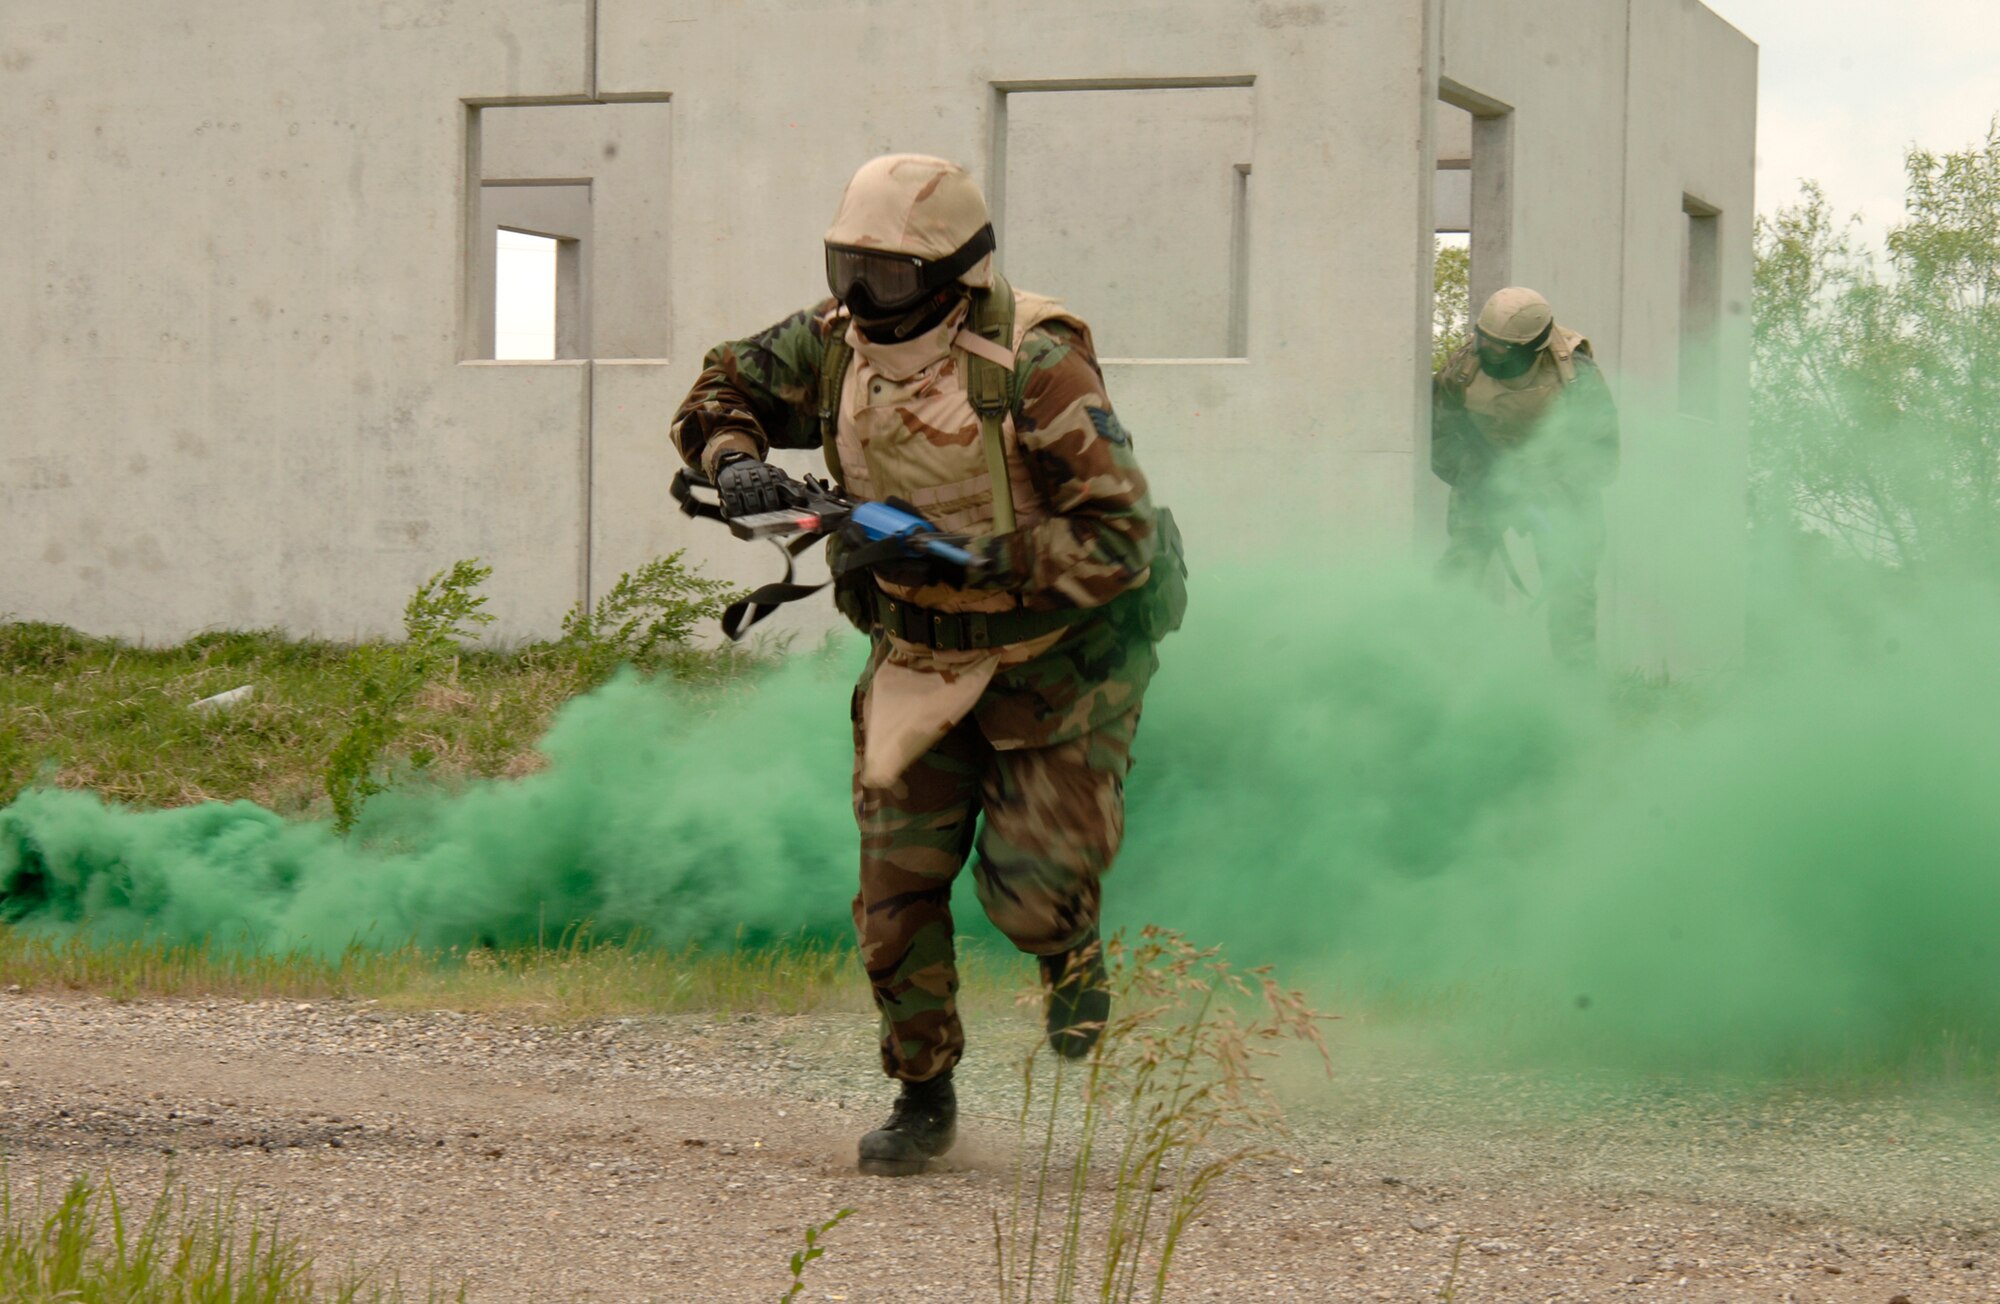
[672,287,1157,1083]
[1432,334,1619,667]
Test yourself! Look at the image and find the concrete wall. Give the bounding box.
[1611,1,1758,675]
[593,0,1441,624]
[0,1,597,641]
[0,0,1754,671]
[1002,86,1255,359]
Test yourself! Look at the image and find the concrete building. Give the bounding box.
[0,0,1755,672]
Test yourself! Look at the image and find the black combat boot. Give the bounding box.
[856,1071,957,1177]
[1040,933,1111,1060]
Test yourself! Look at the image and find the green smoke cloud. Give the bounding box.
[1115,558,2000,1077]
[4,546,1997,1079]
[11,126,2000,1089]
[0,655,859,954]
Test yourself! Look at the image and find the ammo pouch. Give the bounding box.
[1133,506,1189,642]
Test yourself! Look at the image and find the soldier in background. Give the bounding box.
[1432,287,1620,668]
[668,155,1180,1176]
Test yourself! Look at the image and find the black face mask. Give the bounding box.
[1476,322,1553,381]
[852,285,966,344]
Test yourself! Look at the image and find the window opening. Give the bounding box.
[474,181,591,360]
[494,229,559,360]
[1681,197,1722,420]
[996,83,1255,359]
[1434,89,1514,361]
[1228,163,1252,357]
[1434,100,1476,367]
[1438,83,1516,307]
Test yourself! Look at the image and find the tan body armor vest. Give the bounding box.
[821,279,1095,787]
[1455,327,1592,449]
[824,281,1090,616]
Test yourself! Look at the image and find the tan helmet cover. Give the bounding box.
[825,154,995,288]
[1476,287,1556,345]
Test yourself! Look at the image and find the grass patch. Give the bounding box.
[0,614,1014,1030]
[0,621,759,816]
[0,1169,457,1302]
[0,928,1034,1024]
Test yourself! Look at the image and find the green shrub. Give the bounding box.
[325,560,495,834]
[557,552,737,685]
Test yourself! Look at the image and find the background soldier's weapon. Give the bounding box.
[1499,502,1592,607]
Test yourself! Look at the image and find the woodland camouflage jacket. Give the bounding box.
[670,296,1159,754]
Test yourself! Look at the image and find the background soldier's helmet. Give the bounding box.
[1474,287,1557,381]
[824,155,997,321]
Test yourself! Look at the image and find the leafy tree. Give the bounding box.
[1752,119,2000,572]
[1433,240,1472,371]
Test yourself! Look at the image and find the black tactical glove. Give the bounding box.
[713,451,797,518]
[871,549,971,590]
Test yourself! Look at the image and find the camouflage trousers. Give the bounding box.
[851,702,1141,1083]
[1440,484,1605,669]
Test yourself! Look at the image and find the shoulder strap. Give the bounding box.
[1550,329,1589,386]
[817,325,853,484]
[963,275,1018,533]
[820,285,1021,527]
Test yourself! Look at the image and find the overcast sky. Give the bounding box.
[1710,0,2000,244]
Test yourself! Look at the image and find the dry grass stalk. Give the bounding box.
[995,926,1332,1304]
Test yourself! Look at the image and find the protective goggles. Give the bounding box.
[825,224,996,314]
[1475,320,1554,380]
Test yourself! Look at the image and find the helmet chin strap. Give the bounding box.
[856,285,968,344]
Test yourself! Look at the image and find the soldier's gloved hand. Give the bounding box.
[713,451,796,519]
[851,498,982,589]
[962,529,1034,592]
[873,544,978,590]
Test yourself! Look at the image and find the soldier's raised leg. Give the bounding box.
[975,709,1140,1059]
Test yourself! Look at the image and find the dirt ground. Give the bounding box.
[1,990,1995,1302]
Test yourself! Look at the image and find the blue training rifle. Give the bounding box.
[671,467,976,638]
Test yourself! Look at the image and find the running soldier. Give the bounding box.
[669,155,1181,1176]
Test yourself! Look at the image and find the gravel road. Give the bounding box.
[1,990,1994,1301]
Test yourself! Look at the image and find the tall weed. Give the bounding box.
[557,553,737,685]
[995,928,1330,1303]
[324,560,494,833]
[0,1169,457,1301]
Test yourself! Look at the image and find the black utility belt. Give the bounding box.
[867,588,1084,652]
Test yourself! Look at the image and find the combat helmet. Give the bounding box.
[824,154,996,337]
[1474,287,1556,381]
